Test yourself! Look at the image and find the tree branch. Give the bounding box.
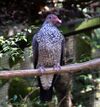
[0,58,100,79]
[64,24,100,37]
[63,16,100,36]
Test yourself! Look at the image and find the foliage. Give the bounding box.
[75,17,100,31]
[8,78,52,107]
[72,29,100,107]
[0,25,38,67]
[0,0,100,25]
[92,28,100,49]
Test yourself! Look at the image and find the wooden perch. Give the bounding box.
[0,58,100,79]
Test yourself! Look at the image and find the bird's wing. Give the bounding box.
[32,35,38,69]
[60,38,65,66]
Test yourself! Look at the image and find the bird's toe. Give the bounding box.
[38,66,46,74]
[53,63,61,71]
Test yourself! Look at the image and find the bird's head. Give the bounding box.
[45,14,62,25]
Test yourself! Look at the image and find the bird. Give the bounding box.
[32,14,65,101]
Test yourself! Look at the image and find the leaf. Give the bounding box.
[63,17,100,36]
[0,53,3,58]
[75,17,100,31]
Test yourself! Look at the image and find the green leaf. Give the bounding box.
[75,17,100,31]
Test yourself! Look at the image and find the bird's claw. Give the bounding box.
[38,66,45,74]
[53,63,61,71]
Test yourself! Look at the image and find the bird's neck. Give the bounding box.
[43,21,54,27]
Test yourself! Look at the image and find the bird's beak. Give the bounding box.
[56,18,62,24]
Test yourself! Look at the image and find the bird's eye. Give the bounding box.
[49,16,52,19]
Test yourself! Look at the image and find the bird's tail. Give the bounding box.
[40,87,53,101]
[37,75,57,101]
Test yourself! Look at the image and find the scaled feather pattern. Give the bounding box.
[32,14,65,101]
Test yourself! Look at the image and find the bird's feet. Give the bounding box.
[53,63,61,71]
[38,66,45,74]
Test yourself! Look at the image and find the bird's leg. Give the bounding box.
[38,65,46,74]
[53,62,61,71]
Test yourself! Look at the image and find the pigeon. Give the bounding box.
[32,14,65,101]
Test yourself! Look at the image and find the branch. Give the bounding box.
[64,16,100,36]
[0,58,100,79]
[64,24,100,37]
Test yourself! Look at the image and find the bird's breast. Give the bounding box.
[37,41,62,67]
[36,26,64,67]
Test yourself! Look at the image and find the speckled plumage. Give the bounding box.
[34,23,64,67]
[32,14,65,101]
